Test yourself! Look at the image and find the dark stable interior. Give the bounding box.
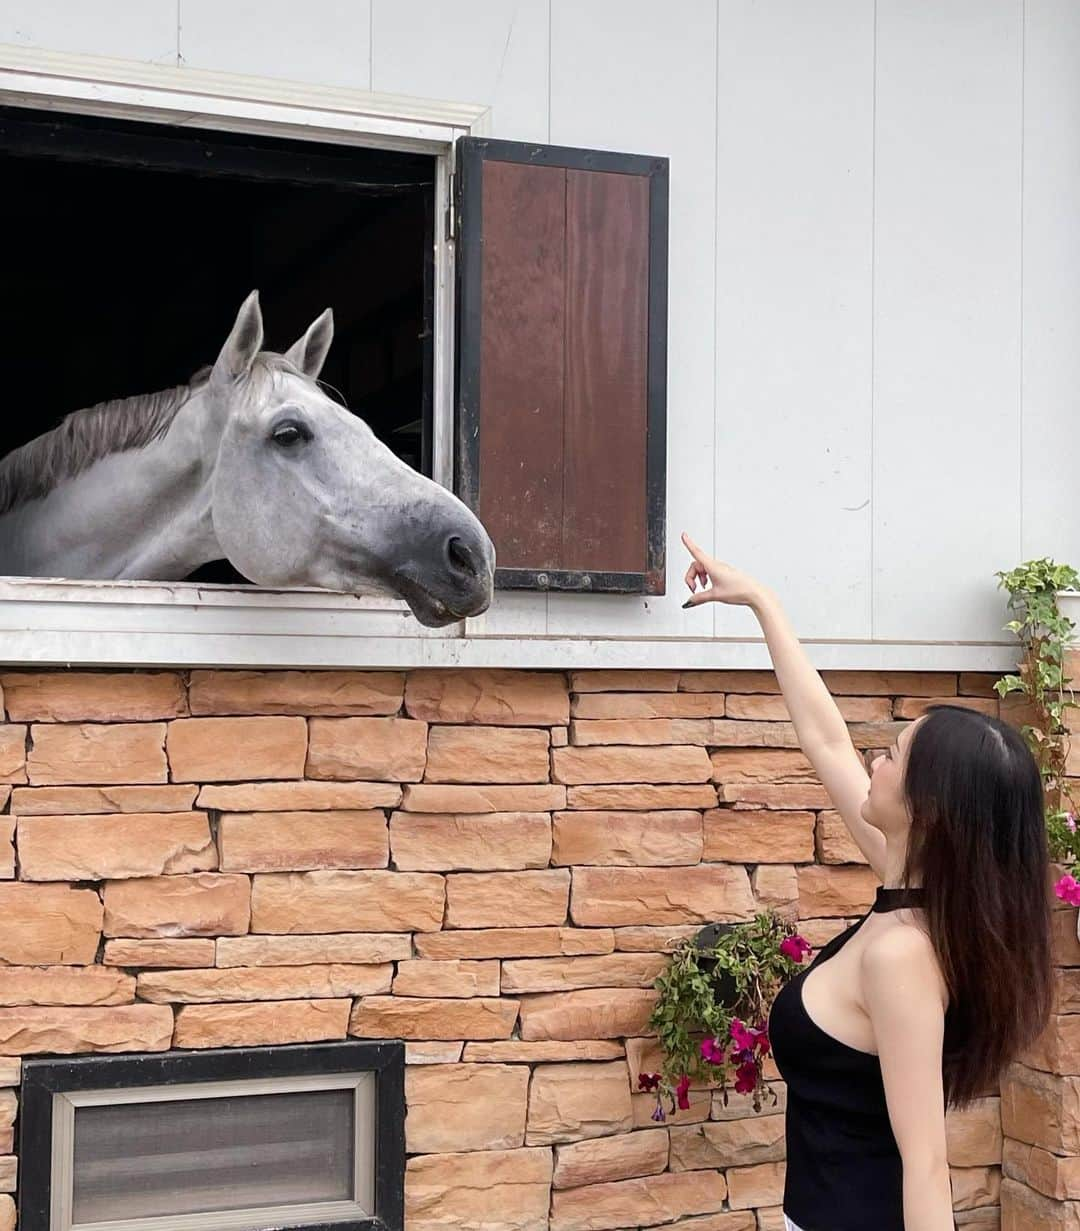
[0,105,434,582]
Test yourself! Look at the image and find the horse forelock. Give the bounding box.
[0,375,207,517]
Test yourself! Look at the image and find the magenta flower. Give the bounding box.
[751,1025,771,1057]
[637,1072,661,1093]
[730,1019,755,1052]
[1068,812,1078,834]
[700,1036,726,1065]
[734,1059,759,1095]
[781,935,813,963]
[675,1074,692,1111]
[1055,874,1080,907]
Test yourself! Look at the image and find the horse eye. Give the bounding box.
[272,422,310,448]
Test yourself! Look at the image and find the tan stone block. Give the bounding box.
[571,865,755,926]
[0,883,102,965]
[1000,1063,1080,1153]
[407,1063,529,1151]
[572,693,726,720]
[566,784,718,810]
[753,865,799,912]
[305,716,427,781]
[710,1082,788,1121]
[0,1196,13,1231]
[405,1147,553,1231]
[797,866,879,917]
[446,870,569,928]
[696,721,801,749]
[947,1098,1003,1167]
[250,870,444,934]
[553,745,712,785]
[103,873,250,938]
[390,812,552,871]
[959,673,1001,698]
[795,918,851,949]
[425,726,551,784]
[703,810,815,863]
[0,1004,173,1053]
[104,939,215,968]
[1023,1014,1080,1076]
[553,1129,668,1189]
[845,722,910,750]
[1056,968,1080,1014]
[0,726,26,785]
[2,672,186,721]
[189,669,404,716]
[815,811,869,865]
[0,1062,19,1089]
[952,1166,1002,1210]
[12,784,197,814]
[1052,909,1080,966]
[137,964,392,1002]
[167,716,307,782]
[821,671,954,696]
[719,784,832,810]
[406,1041,464,1065]
[402,783,567,812]
[518,988,657,1041]
[18,812,215,880]
[570,719,722,747]
[0,965,133,1005]
[1004,1137,1080,1201]
[463,1041,625,1063]
[709,749,816,785]
[680,671,778,693]
[550,1170,728,1231]
[217,932,411,967]
[393,959,500,998]
[573,671,680,692]
[349,996,518,1041]
[726,695,891,723]
[173,998,349,1048]
[896,696,997,720]
[405,669,569,725]
[669,1115,786,1170]
[197,781,402,811]
[632,1089,711,1126]
[725,1161,786,1210]
[1001,1175,1080,1229]
[416,927,614,961]
[503,954,666,994]
[0,1093,14,1127]
[218,810,388,872]
[552,726,568,746]
[752,1211,786,1231]
[0,819,11,881]
[553,811,702,867]
[614,926,700,952]
[29,722,166,785]
[526,1060,633,1145]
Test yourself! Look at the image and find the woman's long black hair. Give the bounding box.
[902,705,1052,1107]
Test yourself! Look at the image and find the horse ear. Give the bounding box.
[212,290,264,385]
[284,308,334,379]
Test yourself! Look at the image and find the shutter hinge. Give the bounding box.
[445,173,456,241]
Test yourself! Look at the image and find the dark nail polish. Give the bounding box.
[681,599,694,609]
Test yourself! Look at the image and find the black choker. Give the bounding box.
[873,885,926,913]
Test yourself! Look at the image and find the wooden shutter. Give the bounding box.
[455,138,668,594]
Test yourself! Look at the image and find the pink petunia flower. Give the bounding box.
[700,1037,726,1065]
[730,1019,755,1053]
[1055,875,1080,907]
[751,1025,771,1056]
[637,1072,661,1093]
[675,1074,692,1111]
[1067,812,1078,834]
[781,935,813,963]
[734,1059,758,1095]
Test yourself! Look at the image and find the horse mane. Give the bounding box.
[0,371,214,517]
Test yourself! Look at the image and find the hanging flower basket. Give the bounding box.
[637,912,812,1120]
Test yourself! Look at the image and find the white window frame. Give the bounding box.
[0,43,491,666]
[51,1071,376,1231]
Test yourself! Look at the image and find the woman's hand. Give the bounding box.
[681,531,769,610]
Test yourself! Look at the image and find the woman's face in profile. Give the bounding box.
[861,717,922,836]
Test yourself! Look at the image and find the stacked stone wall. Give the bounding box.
[0,667,1021,1228]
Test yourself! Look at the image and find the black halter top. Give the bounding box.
[769,885,928,1231]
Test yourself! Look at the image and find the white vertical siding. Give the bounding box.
[713,0,875,642]
[1020,0,1080,565]
[0,3,1077,662]
[872,0,1023,642]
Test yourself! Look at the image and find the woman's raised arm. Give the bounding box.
[682,531,887,879]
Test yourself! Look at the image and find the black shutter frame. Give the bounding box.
[454,137,669,595]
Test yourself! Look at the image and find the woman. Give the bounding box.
[680,531,1052,1231]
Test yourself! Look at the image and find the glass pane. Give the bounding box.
[71,1088,357,1222]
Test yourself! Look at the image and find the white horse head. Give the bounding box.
[0,291,495,627]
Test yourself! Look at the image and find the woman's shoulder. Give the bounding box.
[860,919,949,1008]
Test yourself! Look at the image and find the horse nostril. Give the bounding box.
[446,535,480,579]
